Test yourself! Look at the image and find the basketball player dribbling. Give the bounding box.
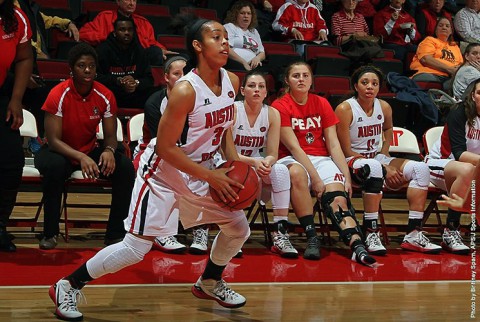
[49,19,250,321]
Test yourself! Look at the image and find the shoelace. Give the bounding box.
[61,288,86,312]
[448,230,464,246]
[215,280,238,300]
[275,233,295,250]
[416,231,432,247]
[165,236,179,246]
[192,230,207,246]
[367,232,382,247]
[306,237,318,248]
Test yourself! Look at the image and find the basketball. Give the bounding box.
[210,160,259,210]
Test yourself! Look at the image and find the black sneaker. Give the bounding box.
[303,236,320,260]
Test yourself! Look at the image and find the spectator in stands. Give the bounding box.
[272,0,328,54]
[415,0,452,38]
[373,0,421,62]
[453,43,480,100]
[224,1,266,71]
[335,65,442,255]
[34,43,135,250]
[0,0,33,252]
[133,55,188,254]
[96,16,154,109]
[355,0,381,31]
[271,61,376,266]
[80,0,177,66]
[15,0,79,59]
[410,17,462,91]
[454,0,480,49]
[431,79,480,255]
[331,0,370,46]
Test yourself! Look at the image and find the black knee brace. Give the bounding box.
[321,191,363,245]
[364,177,384,193]
[348,156,370,187]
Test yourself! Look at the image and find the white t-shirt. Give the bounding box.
[224,22,264,63]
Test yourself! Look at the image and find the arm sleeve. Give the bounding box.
[373,11,391,38]
[42,89,61,116]
[79,14,109,46]
[95,45,119,88]
[447,105,468,160]
[40,12,71,31]
[415,9,427,38]
[103,89,118,117]
[272,4,291,34]
[454,10,480,43]
[271,100,292,127]
[415,37,436,60]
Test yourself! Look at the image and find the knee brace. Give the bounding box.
[321,191,363,245]
[212,217,251,265]
[268,163,291,193]
[348,157,385,193]
[403,161,429,190]
[86,233,152,279]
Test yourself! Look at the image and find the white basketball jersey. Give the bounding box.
[232,101,269,158]
[347,97,384,158]
[175,68,235,165]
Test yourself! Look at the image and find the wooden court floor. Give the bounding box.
[0,281,475,321]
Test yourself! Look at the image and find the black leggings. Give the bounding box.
[0,91,25,229]
[34,145,135,239]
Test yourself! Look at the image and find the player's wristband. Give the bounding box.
[104,145,115,154]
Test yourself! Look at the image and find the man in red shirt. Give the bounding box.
[80,0,177,65]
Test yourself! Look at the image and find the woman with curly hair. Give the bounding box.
[224,0,265,71]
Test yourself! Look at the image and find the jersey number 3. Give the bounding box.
[212,127,225,145]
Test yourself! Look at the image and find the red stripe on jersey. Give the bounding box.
[128,156,162,233]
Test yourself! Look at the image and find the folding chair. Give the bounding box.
[125,113,145,159]
[379,126,443,243]
[422,126,447,231]
[61,118,125,241]
[11,110,44,230]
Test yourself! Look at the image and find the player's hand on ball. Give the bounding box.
[208,166,244,202]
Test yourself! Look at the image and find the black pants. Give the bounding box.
[34,145,135,239]
[0,91,24,230]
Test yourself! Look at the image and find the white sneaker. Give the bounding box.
[190,227,209,255]
[442,228,470,255]
[365,231,387,256]
[401,230,442,254]
[191,277,246,308]
[49,279,84,321]
[153,236,187,254]
[271,231,298,258]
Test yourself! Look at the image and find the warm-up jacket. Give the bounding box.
[80,10,166,50]
[272,0,328,41]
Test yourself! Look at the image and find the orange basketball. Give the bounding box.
[209,160,259,211]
